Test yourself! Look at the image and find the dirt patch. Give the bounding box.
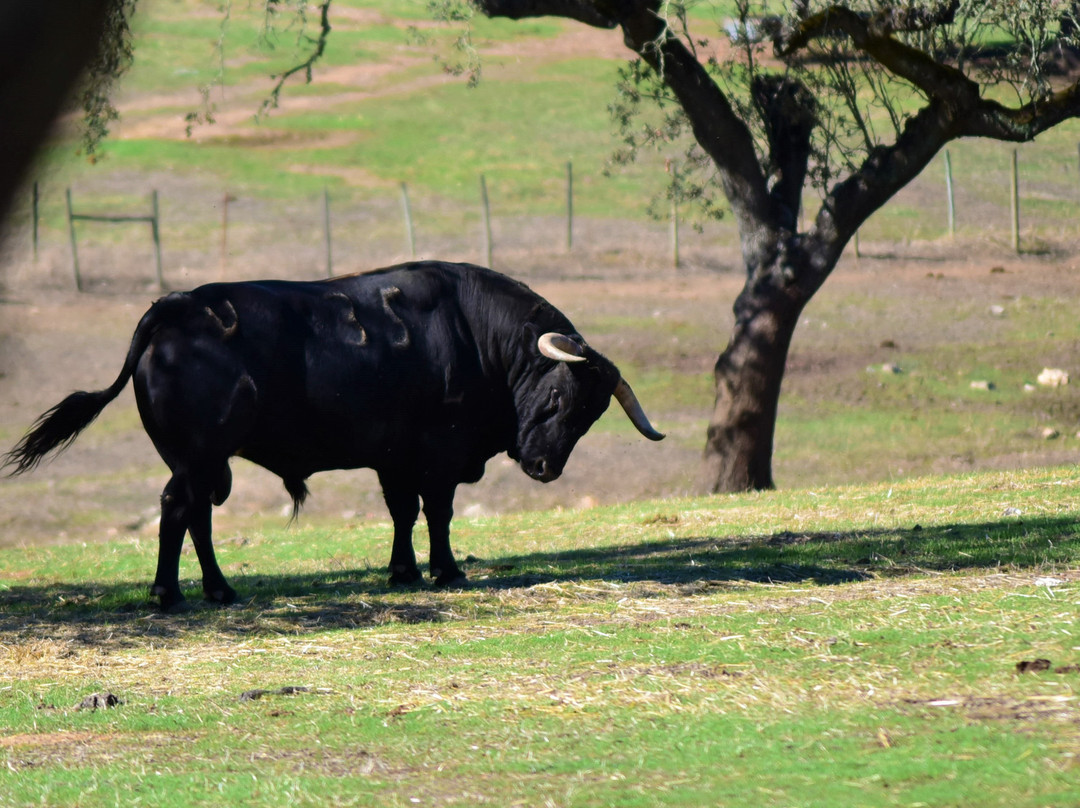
[112,14,642,143]
[899,695,1079,723]
[0,731,105,749]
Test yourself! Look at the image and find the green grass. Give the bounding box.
[267,60,664,215]
[2,467,1079,806]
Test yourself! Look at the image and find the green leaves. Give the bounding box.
[77,0,138,155]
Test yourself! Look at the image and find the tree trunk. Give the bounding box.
[704,262,808,493]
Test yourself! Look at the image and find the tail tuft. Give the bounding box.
[4,389,117,476]
[5,294,173,476]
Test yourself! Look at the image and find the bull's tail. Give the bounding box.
[4,295,184,476]
[4,387,125,475]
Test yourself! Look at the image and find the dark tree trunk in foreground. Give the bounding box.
[0,3,113,226]
[478,0,1080,492]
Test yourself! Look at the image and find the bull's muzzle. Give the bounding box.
[523,455,560,482]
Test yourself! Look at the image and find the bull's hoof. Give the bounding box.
[388,565,423,586]
[432,570,467,589]
[204,583,238,605]
[151,585,188,613]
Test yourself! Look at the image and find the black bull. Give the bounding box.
[5,262,663,609]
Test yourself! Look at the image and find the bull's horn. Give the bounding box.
[537,332,586,363]
[614,378,665,441]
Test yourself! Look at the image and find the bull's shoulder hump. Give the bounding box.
[322,266,460,311]
[325,260,528,294]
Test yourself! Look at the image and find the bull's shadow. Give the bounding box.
[0,515,1074,646]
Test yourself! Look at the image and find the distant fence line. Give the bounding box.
[17,146,1080,292]
[849,146,1028,259]
[31,161,603,291]
[64,187,164,292]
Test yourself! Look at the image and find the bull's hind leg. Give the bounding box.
[380,474,422,585]
[152,470,235,610]
[152,474,194,611]
[189,494,236,605]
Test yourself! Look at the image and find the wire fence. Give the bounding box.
[4,139,1080,293]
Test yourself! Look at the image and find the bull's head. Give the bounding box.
[514,331,664,482]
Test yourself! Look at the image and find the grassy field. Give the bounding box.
[1,466,1079,806]
[3,6,1080,804]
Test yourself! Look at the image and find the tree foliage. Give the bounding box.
[180,0,334,134]
[604,0,1080,225]
[78,0,138,154]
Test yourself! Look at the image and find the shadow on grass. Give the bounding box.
[1,515,1075,645]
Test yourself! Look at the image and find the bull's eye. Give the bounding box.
[546,387,562,412]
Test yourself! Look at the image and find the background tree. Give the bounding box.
[466,0,1080,492]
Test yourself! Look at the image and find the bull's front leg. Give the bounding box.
[380,475,422,585]
[422,485,465,588]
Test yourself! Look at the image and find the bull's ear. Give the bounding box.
[523,322,543,355]
[537,332,587,363]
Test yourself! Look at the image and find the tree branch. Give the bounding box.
[774,1,1080,278]
[643,33,774,233]
[751,75,815,229]
[479,0,776,248]
[813,100,953,261]
[472,0,619,28]
[810,76,1080,276]
[776,3,977,107]
[963,82,1080,141]
[258,0,332,118]
[780,1,960,46]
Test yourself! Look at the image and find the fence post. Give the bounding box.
[670,198,680,270]
[65,188,83,292]
[944,149,955,238]
[480,173,493,267]
[31,181,39,262]
[322,187,332,278]
[151,189,164,290]
[566,160,573,252]
[219,191,232,277]
[1010,149,1020,253]
[400,182,416,259]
